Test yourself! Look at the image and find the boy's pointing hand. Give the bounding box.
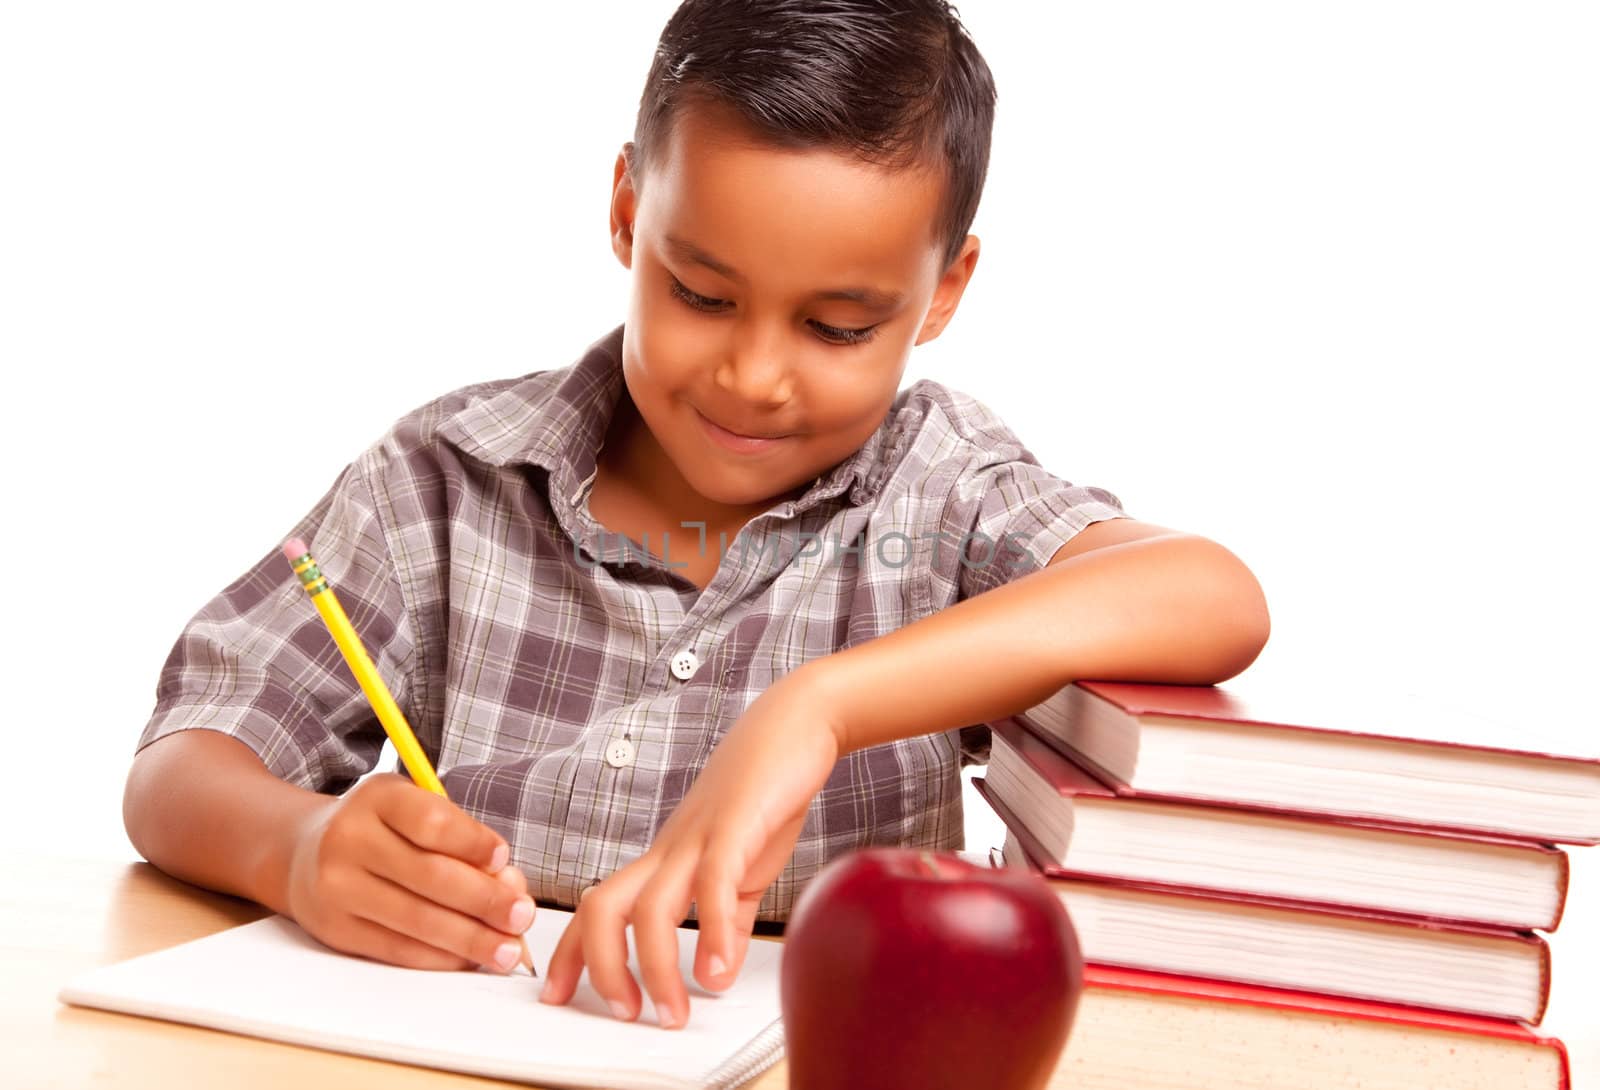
[537,669,844,1028]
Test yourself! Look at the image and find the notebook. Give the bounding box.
[58,906,785,1090]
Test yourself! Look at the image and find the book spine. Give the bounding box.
[1011,709,1126,788]
[1550,849,1571,931]
[1532,940,1553,1027]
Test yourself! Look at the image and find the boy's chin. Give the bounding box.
[686,461,812,510]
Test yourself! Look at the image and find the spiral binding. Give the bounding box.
[702,1018,786,1089]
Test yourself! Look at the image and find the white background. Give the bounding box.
[2,2,1595,872]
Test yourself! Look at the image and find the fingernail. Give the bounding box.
[708,954,728,978]
[658,1007,681,1030]
[537,979,554,1003]
[509,898,535,933]
[490,843,510,872]
[492,941,520,972]
[609,1000,632,1021]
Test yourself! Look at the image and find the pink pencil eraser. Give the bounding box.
[282,538,310,564]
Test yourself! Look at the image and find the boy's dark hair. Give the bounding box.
[631,0,997,269]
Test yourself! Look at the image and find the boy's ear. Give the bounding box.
[914,235,981,346]
[610,143,639,269]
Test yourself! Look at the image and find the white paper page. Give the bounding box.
[58,908,785,1090]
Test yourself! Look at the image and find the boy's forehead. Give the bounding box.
[641,104,947,292]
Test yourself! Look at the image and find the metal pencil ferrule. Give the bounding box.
[291,554,330,596]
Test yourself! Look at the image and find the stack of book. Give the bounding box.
[977,681,1600,1089]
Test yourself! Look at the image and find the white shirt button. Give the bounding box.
[670,649,701,681]
[604,738,635,768]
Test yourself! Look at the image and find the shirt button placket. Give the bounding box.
[602,648,700,771]
[670,649,701,682]
[603,737,635,768]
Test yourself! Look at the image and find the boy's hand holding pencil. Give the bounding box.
[280,539,537,976]
[282,772,539,974]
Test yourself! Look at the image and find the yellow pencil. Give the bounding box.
[282,538,535,976]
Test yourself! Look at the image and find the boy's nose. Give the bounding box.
[714,330,794,408]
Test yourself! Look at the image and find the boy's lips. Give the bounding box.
[694,408,793,452]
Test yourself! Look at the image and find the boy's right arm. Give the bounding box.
[123,729,537,974]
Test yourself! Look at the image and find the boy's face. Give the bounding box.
[609,102,979,512]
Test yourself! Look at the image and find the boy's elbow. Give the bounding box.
[121,731,202,862]
[1209,557,1272,683]
[122,744,161,861]
[1178,539,1270,685]
[1218,606,1271,682]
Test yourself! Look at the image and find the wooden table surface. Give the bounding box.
[7,856,784,1090]
[7,851,1598,1088]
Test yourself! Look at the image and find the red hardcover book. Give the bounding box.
[1008,681,1600,843]
[985,784,1553,1024]
[1058,962,1571,1089]
[985,716,1570,930]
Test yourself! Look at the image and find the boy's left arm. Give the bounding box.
[539,519,1271,1027]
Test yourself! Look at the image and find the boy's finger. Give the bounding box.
[632,856,696,1029]
[494,863,530,897]
[495,866,537,966]
[691,849,745,993]
[333,912,476,972]
[343,868,525,972]
[375,782,507,871]
[730,896,761,971]
[539,913,586,1005]
[578,880,646,1021]
[706,896,762,995]
[364,823,533,936]
[540,871,648,1019]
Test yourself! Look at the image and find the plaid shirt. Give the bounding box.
[139,325,1126,920]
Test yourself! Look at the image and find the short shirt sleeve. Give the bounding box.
[918,391,1129,764]
[936,456,1129,602]
[137,460,413,794]
[925,415,1128,607]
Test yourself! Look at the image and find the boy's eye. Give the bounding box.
[668,276,880,347]
[669,276,729,312]
[807,319,879,347]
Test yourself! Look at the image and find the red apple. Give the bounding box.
[780,847,1082,1090]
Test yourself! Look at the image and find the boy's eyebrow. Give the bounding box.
[663,234,904,310]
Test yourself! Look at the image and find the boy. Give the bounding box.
[124,0,1270,1032]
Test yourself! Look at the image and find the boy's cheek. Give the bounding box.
[627,295,718,382]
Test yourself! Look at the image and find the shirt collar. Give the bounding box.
[439,323,895,516]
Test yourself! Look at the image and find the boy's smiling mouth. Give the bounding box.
[693,406,794,453]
